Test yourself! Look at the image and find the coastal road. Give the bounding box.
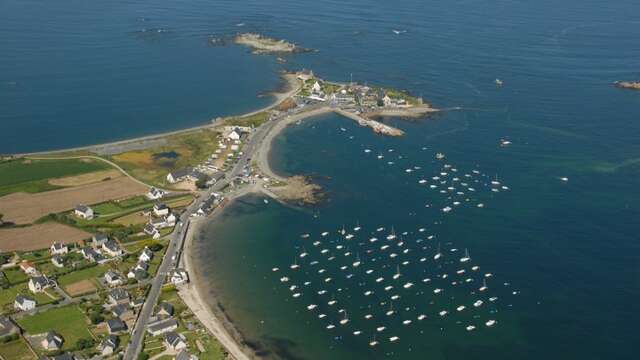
[123,109,293,360]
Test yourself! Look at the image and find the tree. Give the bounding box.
[76,338,95,350]
[196,175,211,189]
[0,213,3,224]
[138,352,150,360]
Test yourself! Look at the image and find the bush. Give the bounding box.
[89,312,104,324]
[149,243,163,252]
[0,333,19,343]
[138,352,150,360]
[76,338,95,350]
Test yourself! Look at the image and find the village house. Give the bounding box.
[153,203,170,217]
[80,247,103,263]
[50,242,68,255]
[74,204,94,220]
[167,168,205,184]
[106,318,127,334]
[164,331,188,352]
[168,268,189,285]
[101,240,123,257]
[111,303,134,320]
[143,224,161,239]
[104,270,123,287]
[98,335,119,356]
[28,276,52,293]
[20,261,38,276]
[41,331,64,351]
[92,233,109,247]
[146,187,166,200]
[127,268,148,281]
[0,316,20,340]
[107,288,130,306]
[51,255,64,268]
[157,302,174,318]
[14,294,36,311]
[139,247,154,262]
[176,349,199,360]
[147,317,178,336]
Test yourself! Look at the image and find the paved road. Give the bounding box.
[122,110,288,360]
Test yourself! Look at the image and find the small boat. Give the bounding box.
[365,314,373,319]
[460,249,471,263]
[292,293,301,298]
[384,286,393,291]
[434,243,443,260]
[473,300,483,307]
[479,279,488,292]
[419,179,427,184]
[364,149,371,153]
[466,325,476,331]
[321,231,329,236]
[442,206,453,213]
[393,265,401,280]
[417,314,426,320]
[560,177,569,182]
[439,310,448,317]
[489,297,498,302]
[386,303,395,316]
[456,305,466,312]
[280,277,289,282]
[389,336,400,342]
[307,304,317,310]
[369,336,379,347]
[364,290,373,296]
[376,326,386,332]
[403,282,414,289]
[436,153,445,160]
[326,324,335,329]
[433,288,443,294]
[486,319,496,327]
[402,320,412,325]
[318,313,326,318]
[263,199,269,204]
[328,298,337,306]
[500,138,512,147]
[353,330,362,335]
[495,78,503,86]
[272,267,279,272]
[340,312,349,325]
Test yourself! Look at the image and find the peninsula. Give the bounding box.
[0,69,438,360]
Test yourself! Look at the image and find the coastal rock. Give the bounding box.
[614,81,640,90]
[270,176,323,205]
[234,33,314,54]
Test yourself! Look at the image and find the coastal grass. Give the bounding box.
[223,111,268,128]
[0,158,110,197]
[0,338,36,360]
[108,129,220,188]
[17,305,92,351]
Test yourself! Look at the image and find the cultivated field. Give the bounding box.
[0,338,36,360]
[48,169,122,187]
[64,279,97,297]
[0,223,91,252]
[0,177,148,224]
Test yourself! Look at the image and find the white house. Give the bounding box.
[74,205,94,220]
[104,270,123,287]
[28,276,52,293]
[168,269,189,285]
[311,81,322,93]
[101,241,123,257]
[153,203,170,217]
[50,242,68,255]
[14,295,36,311]
[41,331,63,351]
[146,187,166,200]
[166,168,193,184]
[224,129,241,141]
[98,335,119,356]
[139,247,153,263]
[144,224,161,239]
[19,261,37,276]
[164,331,188,351]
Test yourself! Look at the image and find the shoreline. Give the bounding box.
[9,72,301,158]
[180,206,258,360]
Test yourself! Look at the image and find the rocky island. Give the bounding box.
[234,33,312,54]
[614,81,640,90]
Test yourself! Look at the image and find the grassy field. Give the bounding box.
[222,111,268,128]
[56,265,105,289]
[1,267,29,285]
[17,305,93,351]
[0,338,36,360]
[0,158,110,197]
[109,129,220,188]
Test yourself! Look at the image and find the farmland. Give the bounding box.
[0,158,110,197]
[0,223,91,252]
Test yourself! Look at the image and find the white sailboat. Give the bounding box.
[460,248,471,263]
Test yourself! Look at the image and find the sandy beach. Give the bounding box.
[180,206,258,360]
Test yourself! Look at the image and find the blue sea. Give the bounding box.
[3,0,640,359]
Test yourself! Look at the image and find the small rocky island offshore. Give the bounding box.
[614,81,640,90]
[234,33,313,54]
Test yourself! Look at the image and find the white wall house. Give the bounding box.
[74,205,94,220]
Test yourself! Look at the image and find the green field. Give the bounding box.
[0,338,36,360]
[17,305,93,351]
[223,111,268,128]
[56,265,105,289]
[0,158,110,197]
[1,267,29,285]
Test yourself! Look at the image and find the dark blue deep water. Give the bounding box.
[3,0,640,359]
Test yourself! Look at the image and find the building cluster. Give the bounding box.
[80,234,123,264]
[143,203,178,239]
